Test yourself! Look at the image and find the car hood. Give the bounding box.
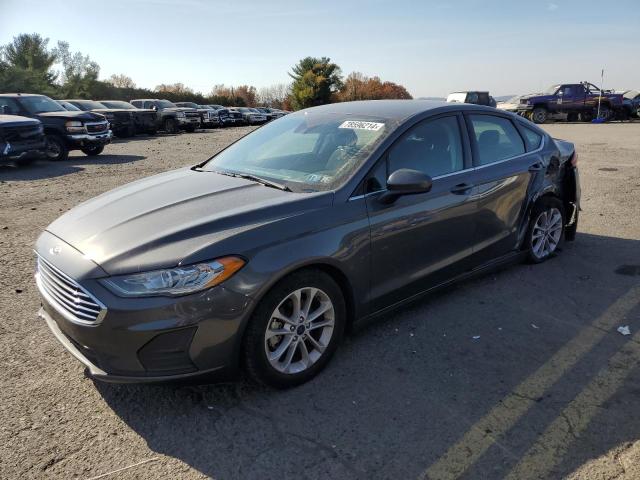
[0,114,41,127]
[92,108,133,114]
[45,168,332,275]
[166,107,196,113]
[36,110,106,122]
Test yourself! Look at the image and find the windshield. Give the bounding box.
[74,100,108,110]
[57,101,81,111]
[544,85,560,94]
[202,111,393,192]
[101,101,135,109]
[178,102,199,108]
[21,95,66,114]
[158,100,177,108]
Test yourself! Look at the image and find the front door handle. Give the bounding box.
[529,162,544,172]
[450,183,474,195]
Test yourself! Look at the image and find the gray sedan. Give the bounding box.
[35,100,580,388]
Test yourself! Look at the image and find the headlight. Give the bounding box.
[65,121,85,133]
[177,111,186,118]
[100,256,245,297]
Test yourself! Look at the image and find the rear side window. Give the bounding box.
[521,126,543,151]
[388,115,464,178]
[468,115,525,165]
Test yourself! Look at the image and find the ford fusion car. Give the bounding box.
[35,100,580,388]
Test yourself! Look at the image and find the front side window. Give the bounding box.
[469,115,525,165]
[203,112,392,191]
[0,97,20,114]
[19,95,66,114]
[387,116,464,178]
[157,100,176,109]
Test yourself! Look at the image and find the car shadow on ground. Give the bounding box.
[0,154,146,181]
[95,232,640,480]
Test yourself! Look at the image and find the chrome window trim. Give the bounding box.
[348,135,545,201]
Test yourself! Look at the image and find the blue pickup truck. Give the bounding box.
[517,82,625,123]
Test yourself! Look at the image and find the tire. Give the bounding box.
[185,125,196,133]
[566,112,579,122]
[44,134,69,161]
[243,270,346,388]
[81,145,104,156]
[596,106,611,122]
[579,112,593,122]
[526,197,565,263]
[531,107,548,124]
[163,118,179,134]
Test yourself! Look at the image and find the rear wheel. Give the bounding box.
[596,105,612,122]
[527,197,565,263]
[243,270,346,388]
[44,134,68,161]
[531,108,548,124]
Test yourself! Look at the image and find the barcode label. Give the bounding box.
[339,121,384,131]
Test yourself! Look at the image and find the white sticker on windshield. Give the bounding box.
[339,120,384,131]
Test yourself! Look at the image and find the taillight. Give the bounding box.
[570,152,578,167]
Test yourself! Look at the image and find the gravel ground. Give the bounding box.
[1,123,639,480]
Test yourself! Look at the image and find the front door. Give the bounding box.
[365,114,477,312]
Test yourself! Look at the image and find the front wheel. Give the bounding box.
[527,197,565,263]
[163,118,179,134]
[44,134,69,161]
[243,270,346,388]
[81,145,104,156]
[531,107,548,124]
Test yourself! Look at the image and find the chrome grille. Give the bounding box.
[36,255,105,325]
[86,121,109,134]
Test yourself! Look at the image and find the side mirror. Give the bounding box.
[150,105,158,111]
[0,105,8,114]
[379,168,432,204]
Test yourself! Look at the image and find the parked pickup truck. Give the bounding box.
[0,94,112,161]
[175,102,221,128]
[0,114,46,166]
[63,99,137,138]
[517,82,626,123]
[99,101,158,135]
[130,99,200,133]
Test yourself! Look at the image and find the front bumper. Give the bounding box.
[178,117,201,127]
[0,139,46,163]
[35,233,254,382]
[67,131,113,148]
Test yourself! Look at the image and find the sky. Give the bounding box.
[2,0,639,98]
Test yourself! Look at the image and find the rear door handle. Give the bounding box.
[450,183,474,195]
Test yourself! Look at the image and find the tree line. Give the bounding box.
[0,34,412,110]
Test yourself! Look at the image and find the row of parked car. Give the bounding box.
[0,93,290,165]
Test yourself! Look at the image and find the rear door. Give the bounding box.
[365,113,477,311]
[464,113,542,264]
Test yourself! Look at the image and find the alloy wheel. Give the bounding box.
[264,287,335,375]
[531,207,562,259]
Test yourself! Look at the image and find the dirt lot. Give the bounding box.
[1,122,639,480]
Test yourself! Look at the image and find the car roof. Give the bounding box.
[0,93,45,97]
[300,100,496,121]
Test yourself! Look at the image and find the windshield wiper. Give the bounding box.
[214,170,291,192]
